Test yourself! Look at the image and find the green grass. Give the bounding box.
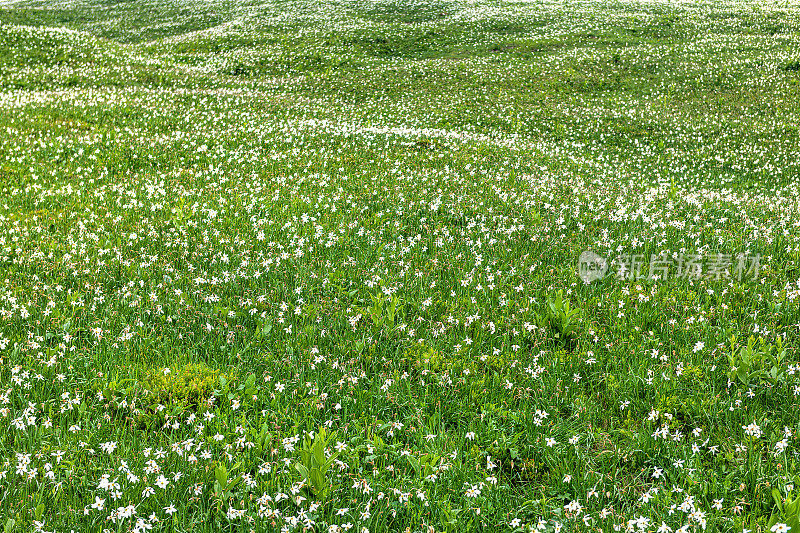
[1,0,800,532]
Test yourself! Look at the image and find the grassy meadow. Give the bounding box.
[1,0,800,531]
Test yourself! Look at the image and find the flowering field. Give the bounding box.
[2,0,800,531]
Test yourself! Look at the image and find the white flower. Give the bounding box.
[743,423,762,438]
[465,484,481,498]
[100,441,117,454]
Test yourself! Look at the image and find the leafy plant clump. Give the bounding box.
[141,362,228,407]
[727,335,787,389]
[295,427,339,500]
[538,290,582,345]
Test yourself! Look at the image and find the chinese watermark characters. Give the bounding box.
[578,251,761,283]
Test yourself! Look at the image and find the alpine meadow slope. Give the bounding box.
[1,0,800,531]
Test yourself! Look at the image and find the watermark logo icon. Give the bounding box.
[578,251,608,283]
